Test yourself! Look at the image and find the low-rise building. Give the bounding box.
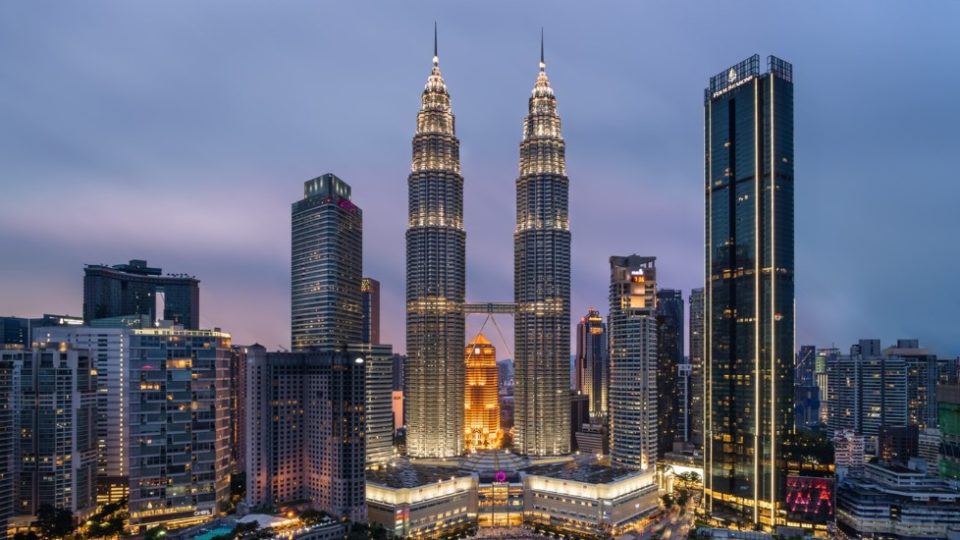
[365,454,658,539]
[836,462,960,539]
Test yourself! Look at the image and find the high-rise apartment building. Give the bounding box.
[656,289,683,457]
[405,35,466,459]
[703,55,795,527]
[83,260,199,328]
[245,345,367,521]
[826,341,909,446]
[689,287,704,451]
[126,326,232,531]
[608,255,658,471]
[514,43,571,457]
[464,334,500,450]
[0,357,15,540]
[230,345,247,476]
[883,339,955,430]
[11,343,98,520]
[361,278,381,345]
[35,325,133,503]
[291,174,363,351]
[575,309,608,419]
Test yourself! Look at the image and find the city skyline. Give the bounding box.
[2,3,959,357]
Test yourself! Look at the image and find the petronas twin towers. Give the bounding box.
[406,31,571,458]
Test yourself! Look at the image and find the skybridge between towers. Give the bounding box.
[463,302,516,315]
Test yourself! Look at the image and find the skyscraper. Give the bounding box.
[704,54,795,527]
[514,38,571,457]
[364,343,395,466]
[656,289,683,456]
[0,358,12,540]
[10,342,98,520]
[796,345,816,387]
[291,174,363,351]
[361,278,381,345]
[464,334,500,450]
[689,287,705,450]
[83,260,199,328]
[608,255,658,471]
[576,308,608,419]
[126,326,232,531]
[404,29,466,459]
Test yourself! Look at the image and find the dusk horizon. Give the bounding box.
[2,1,958,358]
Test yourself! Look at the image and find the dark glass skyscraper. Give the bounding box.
[361,277,381,345]
[514,44,571,456]
[291,174,362,351]
[405,36,466,458]
[576,308,608,419]
[704,54,795,527]
[689,287,705,450]
[83,260,199,328]
[656,289,683,457]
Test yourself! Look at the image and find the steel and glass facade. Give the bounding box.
[703,54,795,527]
[689,288,705,450]
[291,174,363,352]
[608,255,658,471]
[405,47,466,458]
[514,54,571,457]
[576,309,608,419]
[656,289,683,457]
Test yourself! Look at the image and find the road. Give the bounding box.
[635,494,700,540]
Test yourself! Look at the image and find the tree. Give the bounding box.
[661,494,674,508]
[32,504,74,539]
[300,509,331,526]
[145,525,168,540]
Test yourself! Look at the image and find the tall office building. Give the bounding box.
[83,260,199,328]
[464,334,500,450]
[364,344,395,466]
[0,357,15,540]
[12,343,98,520]
[704,55,795,526]
[514,40,571,457]
[405,31,466,459]
[689,287,705,451]
[361,278,381,345]
[656,289,683,457]
[796,345,816,387]
[291,174,363,351]
[576,309,608,419]
[245,345,367,521]
[608,255,658,471]
[127,326,232,531]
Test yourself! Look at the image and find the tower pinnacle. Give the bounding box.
[540,27,545,71]
[433,22,439,67]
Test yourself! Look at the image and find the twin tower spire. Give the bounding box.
[406,26,571,458]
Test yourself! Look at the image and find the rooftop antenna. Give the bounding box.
[433,21,438,66]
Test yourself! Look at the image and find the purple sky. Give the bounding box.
[1,2,958,357]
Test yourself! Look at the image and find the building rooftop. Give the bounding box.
[366,461,469,489]
[524,458,641,485]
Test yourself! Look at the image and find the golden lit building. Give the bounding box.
[465,334,500,450]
